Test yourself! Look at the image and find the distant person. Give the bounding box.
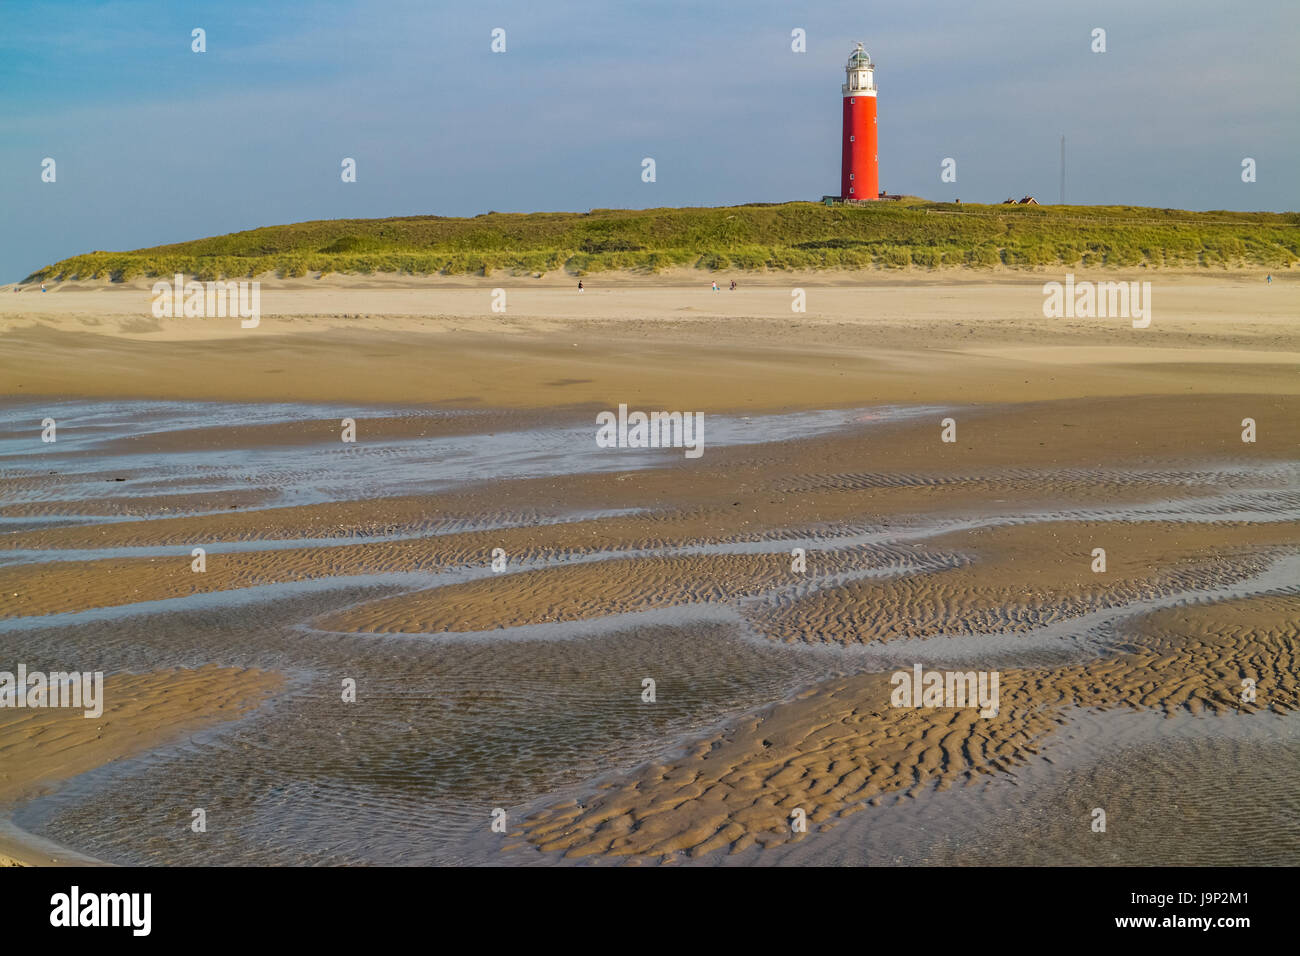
[577,280,584,293]
[712,281,719,292]
[1266,274,1272,284]
[40,283,46,292]
[729,279,736,291]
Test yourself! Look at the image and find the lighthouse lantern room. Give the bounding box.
[840,42,879,201]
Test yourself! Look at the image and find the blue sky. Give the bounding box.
[2,0,1297,282]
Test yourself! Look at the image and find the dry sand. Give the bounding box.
[1,271,1296,408]
[0,269,1295,864]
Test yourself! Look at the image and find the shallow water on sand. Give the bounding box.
[743,709,1300,867]
[2,397,1297,865]
[10,606,843,865]
[0,398,943,513]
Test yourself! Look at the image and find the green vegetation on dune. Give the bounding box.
[25,199,1300,283]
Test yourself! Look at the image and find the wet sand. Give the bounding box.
[0,666,282,865]
[0,272,1295,865]
[513,591,1298,861]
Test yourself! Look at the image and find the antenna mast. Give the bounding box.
[1060,135,1065,205]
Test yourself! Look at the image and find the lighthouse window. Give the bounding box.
[850,136,855,142]
[850,174,854,180]
[850,97,855,104]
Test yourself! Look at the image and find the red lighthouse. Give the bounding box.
[840,42,878,201]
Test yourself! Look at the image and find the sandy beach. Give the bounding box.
[0,269,1295,865]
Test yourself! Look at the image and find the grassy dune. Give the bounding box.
[25,198,1300,283]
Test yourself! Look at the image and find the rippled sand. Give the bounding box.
[0,276,1295,865]
[513,590,1299,860]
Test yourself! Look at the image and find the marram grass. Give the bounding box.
[25,199,1299,283]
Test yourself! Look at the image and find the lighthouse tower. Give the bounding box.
[840,42,878,201]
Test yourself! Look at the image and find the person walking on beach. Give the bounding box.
[577,280,584,293]
[712,281,719,292]
[1267,274,1272,285]
[729,279,736,291]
